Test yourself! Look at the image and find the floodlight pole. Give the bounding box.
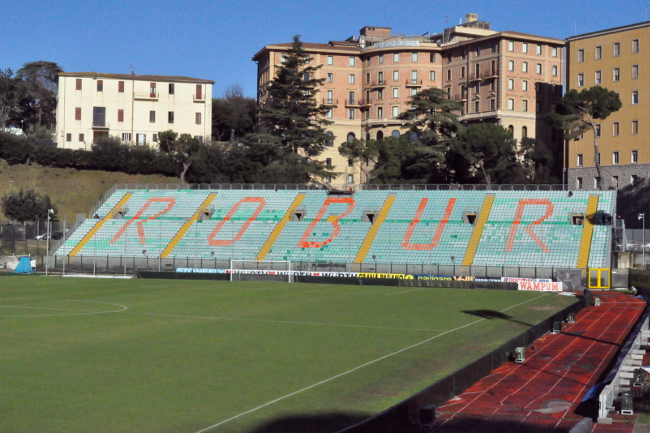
[45,208,53,276]
[640,213,645,269]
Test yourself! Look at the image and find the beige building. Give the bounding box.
[56,73,213,149]
[566,21,650,191]
[253,14,564,187]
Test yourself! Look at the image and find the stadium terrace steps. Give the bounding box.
[55,188,616,269]
[462,194,494,266]
[577,195,600,268]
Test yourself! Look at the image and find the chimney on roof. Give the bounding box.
[466,13,478,23]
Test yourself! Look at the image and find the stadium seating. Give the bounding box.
[55,187,616,269]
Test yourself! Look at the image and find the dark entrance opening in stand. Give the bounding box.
[465,213,477,225]
[293,211,303,222]
[365,212,375,224]
[572,214,584,225]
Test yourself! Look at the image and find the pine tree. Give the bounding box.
[250,35,335,184]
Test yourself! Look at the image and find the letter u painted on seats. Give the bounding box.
[402,198,456,250]
[207,197,266,246]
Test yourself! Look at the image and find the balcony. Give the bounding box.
[322,98,338,106]
[193,94,205,102]
[360,98,372,107]
[483,70,499,80]
[405,79,423,88]
[345,99,361,108]
[370,80,386,89]
[364,116,404,127]
[92,122,110,130]
[134,92,159,100]
[468,74,481,82]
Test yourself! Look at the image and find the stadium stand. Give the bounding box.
[55,187,616,268]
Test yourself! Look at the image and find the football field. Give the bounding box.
[0,276,576,433]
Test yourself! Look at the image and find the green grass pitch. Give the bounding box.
[0,276,576,433]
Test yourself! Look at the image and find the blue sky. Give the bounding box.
[2,0,648,98]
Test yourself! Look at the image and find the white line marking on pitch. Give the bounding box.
[0,298,128,317]
[125,311,441,333]
[386,288,430,295]
[0,305,81,312]
[193,293,549,433]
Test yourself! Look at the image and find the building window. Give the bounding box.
[595,70,602,84]
[118,109,124,122]
[97,80,103,92]
[348,74,355,84]
[536,44,542,55]
[536,63,542,74]
[347,174,354,184]
[552,66,558,76]
[136,133,146,146]
[92,107,106,127]
[150,83,156,97]
[325,158,332,166]
[522,62,528,73]
[523,43,528,53]
[411,52,418,62]
[595,124,601,137]
[75,78,82,90]
[508,60,514,71]
[632,39,640,53]
[410,88,417,96]
[577,73,584,87]
[597,152,601,164]
[577,154,583,166]
[632,121,639,135]
[594,177,601,189]
[446,69,452,80]
[476,46,481,56]
[612,151,619,165]
[118,81,124,93]
[365,57,370,66]
[377,106,383,117]
[168,111,174,123]
[552,47,558,57]
[461,66,465,78]
[326,90,333,104]
[325,131,334,147]
[508,99,514,110]
[508,79,514,90]
[327,73,333,83]
[595,46,602,60]
[577,177,583,189]
[122,133,131,142]
[392,88,399,98]
[429,71,436,81]
[195,85,203,100]
[195,112,202,124]
[490,99,496,110]
[169,83,174,94]
[632,90,639,105]
[577,49,584,62]
[349,57,355,66]
[347,158,353,167]
[392,106,399,117]
[75,107,81,121]
[379,54,384,64]
[522,100,528,112]
[613,42,620,57]
[521,125,528,137]
[79,133,84,142]
[522,80,528,91]
[613,122,620,136]
[393,53,399,63]
[149,111,155,123]
[327,55,333,65]
[393,71,399,81]
[632,150,638,163]
[475,100,480,113]
[365,73,370,84]
[632,64,639,79]
[411,70,418,84]
[508,41,514,51]
[281,53,287,63]
[153,134,158,142]
[613,68,620,82]
[348,109,355,120]
[429,53,436,62]
[66,133,71,142]
[377,89,383,99]
[326,108,333,119]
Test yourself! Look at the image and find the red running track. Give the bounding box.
[431,292,645,433]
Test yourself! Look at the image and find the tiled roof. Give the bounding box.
[59,72,214,84]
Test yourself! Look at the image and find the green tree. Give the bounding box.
[396,87,463,183]
[158,130,202,184]
[1,189,57,223]
[519,137,558,184]
[547,86,621,184]
[15,61,63,133]
[249,35,334,183]
[212,85,257,142]
[447,123,524,186]
[0,69,27,130]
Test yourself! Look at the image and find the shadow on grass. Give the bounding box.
[243,411,591,433]
[462,309,532,327]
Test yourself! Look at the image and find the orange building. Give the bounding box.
[566,21,650,191]
[253,14,564,187]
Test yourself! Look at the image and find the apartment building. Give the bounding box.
[566,21,650,191]
[253,14,564,187]
[56,73,213,149]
